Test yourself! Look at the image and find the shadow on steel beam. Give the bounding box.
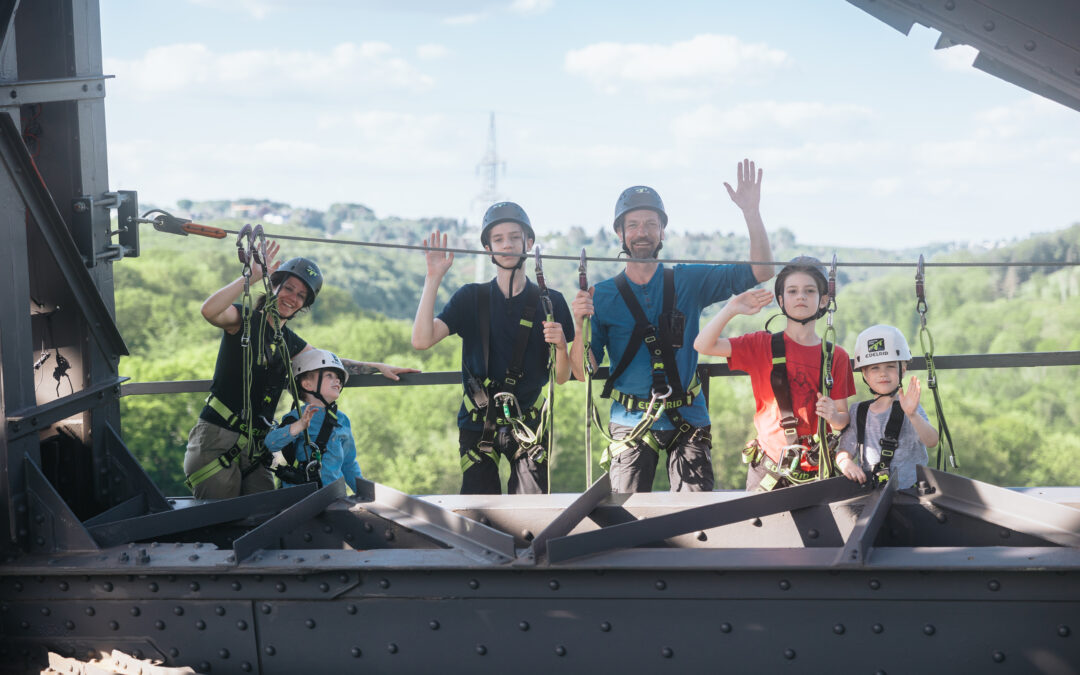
[233,479,346,562]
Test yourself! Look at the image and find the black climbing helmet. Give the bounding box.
[271,257,323,307]
[480,201,534,248]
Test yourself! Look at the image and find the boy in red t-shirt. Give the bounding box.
[694,257,855,491]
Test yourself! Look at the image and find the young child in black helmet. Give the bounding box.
[694,256,855,492]
[835,324,939,488]
[184,242,416,500]
[264,349,362,489]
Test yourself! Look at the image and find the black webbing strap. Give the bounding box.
[769,332,800,446]
[478,286,490,376]
[856,399,906,479]
[502,284,540,386]
[605,269,684,400]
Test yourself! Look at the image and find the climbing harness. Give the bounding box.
[854,398,907,485]
[916,255,957,470]
[594,267,697,472]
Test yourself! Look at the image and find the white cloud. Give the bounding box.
[104,42,433,99]
[444,12,486,25]
[509,0,553,15]
[565,34,788,97]
[671,101,873,140]
[417,43,450,60]
[187,0,277,19]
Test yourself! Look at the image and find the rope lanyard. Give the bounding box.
[916,255,957,470]
[579,248,594,486]
[817,255,839,479]
[534,246,556,494]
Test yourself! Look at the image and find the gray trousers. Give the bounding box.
[183,419,274,500]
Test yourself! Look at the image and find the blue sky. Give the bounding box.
[99,0,1079,248]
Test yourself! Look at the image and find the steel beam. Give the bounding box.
[233,479,346,562]
[5,375,125,441]
[87,483,317,549]
[835,479,898,567]
[101,422,169,513]
[917,466,1080,547]
[358,479,516,564]
[524,472,612,563]
[547,478,869,563]
[25,456,98,552]
[0,112,126,359]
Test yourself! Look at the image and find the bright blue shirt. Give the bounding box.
[590,262,757,429]
[438,278,574,431]
[264,405,362,488]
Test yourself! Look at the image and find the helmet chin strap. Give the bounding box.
[862,363,904,402]
[490,242,527,300]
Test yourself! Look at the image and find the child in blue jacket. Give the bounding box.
[264,349,362,489]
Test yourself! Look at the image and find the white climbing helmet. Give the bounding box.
[852,324,911,370]
[291,349,348,385]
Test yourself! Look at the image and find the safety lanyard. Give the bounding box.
[916,255,957,470]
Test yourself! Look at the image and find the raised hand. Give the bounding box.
[423,229,454,278]
[724,158,763,214]
[728,288,773,316]
[899,375,922,416]
[251,240,281,284]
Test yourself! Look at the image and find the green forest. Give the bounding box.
[115,211,1080,495]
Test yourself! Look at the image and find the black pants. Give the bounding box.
[608,424,714,493]
[458,426,548,495]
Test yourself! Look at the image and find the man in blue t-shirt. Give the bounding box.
[570,160,774,493]
[412,202,574,494]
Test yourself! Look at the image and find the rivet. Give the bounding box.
[279,554,289,560]
[477,645,488,655]
[196,620,206,630]
[237,620,248,630]
[869,579,881,590]
[85,607,95,616]
[241,662,251,672]
[347,605,357,615]
[215,606,226,616]
[155,620,165,630]
[232,582,242,591]
[188,555,199,561]
[784,648,796,660]
[351,647,362,658]
[148,582,159,592]
[169,648,179,657]
[319,583,329,592]
[219,648,229,659]
[1058,625,1071,637]
[655,580,667,590]
[363,523,374,532]
[198,662,210,672]
[555,646,566,656]
[662,647,674,658]
[697,531,707,541]
[992,650,1005,663]
[469,579,480,590]
[520,620,531,631]
[935,512,947,524]
[522,529,534,541]
[339,574,349,583]
[430,620,440,630]
[752,518,762,527]
[872,623,884,634]
[59,582,69,591]
[983,20,995,31]
[834,624,846,635]
[944,0,955,8]
[109,620,119,630]
[40,607,50,616]
[600,621,611,632]
[323,524,333,533]
[380,578,391,589]
[19,620,29,629]
[103,582,114,592]
[384,529,395,541]
[779,579,791,591]
[306,619,316,629]
[261,604,272,614]
[130,607,141,617]
[549,580,560,590]
[999,530,1011,538]
[320,554,330,561]
[303,533,312,542]
[276,583,287,592]
[1024,41,1036,52]
[807,529,819,539]
[924,624,936,636]
[65,620,75,630]
[264,646,276,656]
[388,643,398,654]
[190,582,200,591]
[987,579,1000,591]
[720,623,732,633]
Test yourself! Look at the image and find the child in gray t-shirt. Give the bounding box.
[836,324,939,488]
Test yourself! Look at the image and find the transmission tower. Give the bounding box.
[475,111,505,207]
